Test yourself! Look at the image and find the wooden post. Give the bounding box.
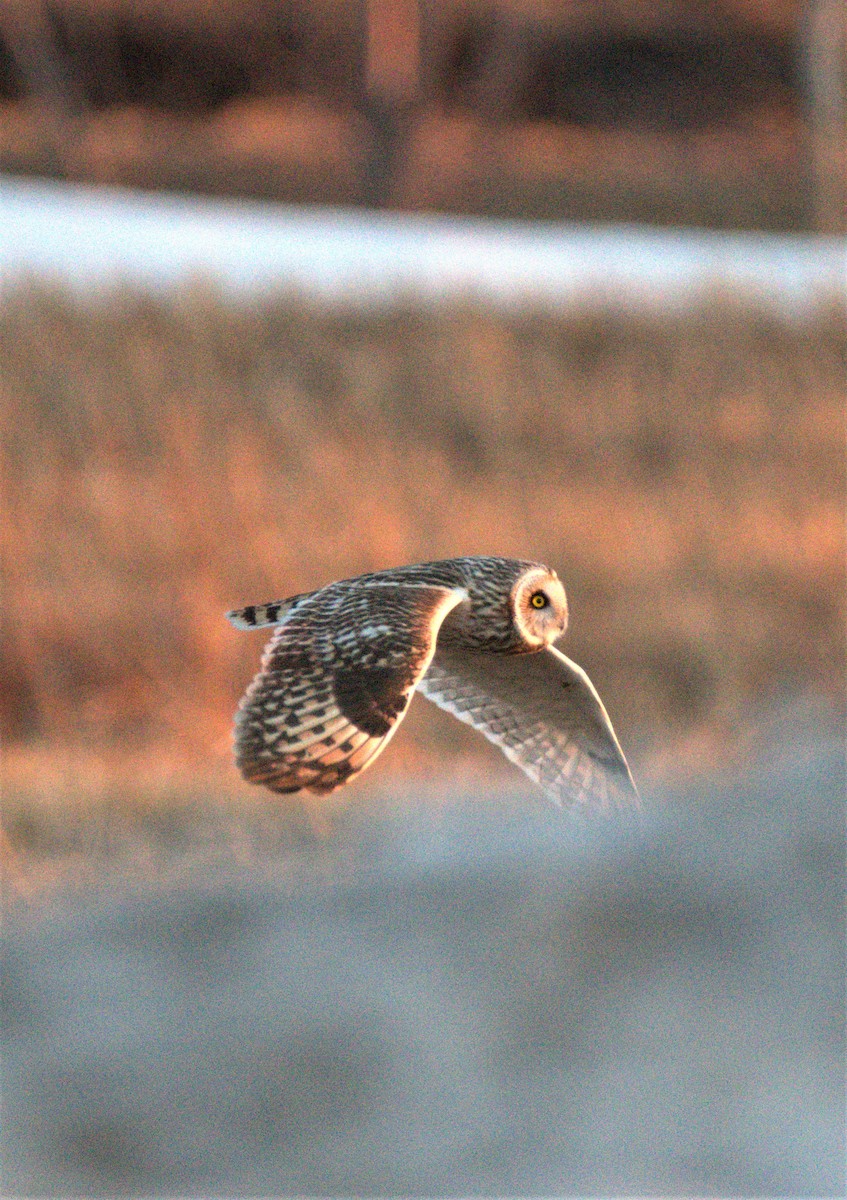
[365,0,421,103]
[360,0,422,208]
[0,0,84,176]
[802,0,846,233]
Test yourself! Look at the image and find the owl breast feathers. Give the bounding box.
[226,556,638,810]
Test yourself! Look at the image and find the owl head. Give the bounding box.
[512,566,568,648]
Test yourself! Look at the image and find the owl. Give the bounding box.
[226,557,638,809]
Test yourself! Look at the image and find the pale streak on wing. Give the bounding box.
[234,584,469,795]
[418,643,638,810]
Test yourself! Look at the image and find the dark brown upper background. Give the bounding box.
[1,0,843,230]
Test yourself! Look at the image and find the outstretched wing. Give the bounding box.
[232,583,468,795]
[418,643,638,810]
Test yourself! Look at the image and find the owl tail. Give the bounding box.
[226,594,306,630]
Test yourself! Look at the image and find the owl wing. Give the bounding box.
[233,583,469,795]
[418,643,638,810]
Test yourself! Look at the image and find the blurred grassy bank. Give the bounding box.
[1,282,844,864]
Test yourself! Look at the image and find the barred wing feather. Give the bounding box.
[232,583,469,795]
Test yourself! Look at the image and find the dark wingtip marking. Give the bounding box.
[242,605,256,626]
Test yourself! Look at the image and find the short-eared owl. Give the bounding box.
[227,557,637,809]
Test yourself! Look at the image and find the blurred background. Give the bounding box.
[0,2,845,1195]
[1,0,845,228]
[1,0,844,856]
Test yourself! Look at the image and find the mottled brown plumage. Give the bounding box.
[227,557,638,809]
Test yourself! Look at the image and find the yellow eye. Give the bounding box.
[530,591,548,609]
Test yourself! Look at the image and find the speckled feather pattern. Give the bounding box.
[228,557,638,808]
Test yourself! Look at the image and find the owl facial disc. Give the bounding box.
[512,567,569,648]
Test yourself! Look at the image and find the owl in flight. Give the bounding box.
[227,557,637,810]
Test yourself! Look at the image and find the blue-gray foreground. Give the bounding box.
[2,737,844,1196]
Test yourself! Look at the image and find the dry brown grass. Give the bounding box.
[1,282,844,855]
